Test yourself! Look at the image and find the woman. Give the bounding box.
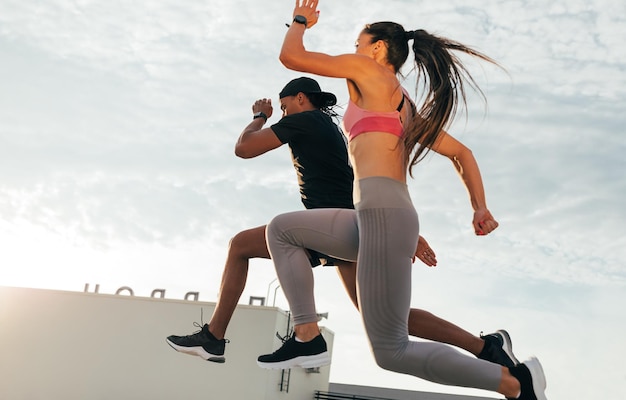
[259,1,547,399]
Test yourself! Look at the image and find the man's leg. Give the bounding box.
[166,225,270,362]
[209,225,270,339]
[334,261,516,367]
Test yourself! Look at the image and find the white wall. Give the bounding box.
[0,286,333,400]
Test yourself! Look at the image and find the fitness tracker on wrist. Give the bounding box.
[253,111,268,122]
[293,15,307,27]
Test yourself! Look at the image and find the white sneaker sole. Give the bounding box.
[257,351,331,370]
[496,329,520,365]
[525,356,547,400]
[166,339,225,363]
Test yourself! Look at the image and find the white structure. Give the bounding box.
[1,286,497,400]
[0,286,332,400]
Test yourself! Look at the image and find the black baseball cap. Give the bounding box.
[279,77,337,107]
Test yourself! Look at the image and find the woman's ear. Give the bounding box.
[373,40,386,52]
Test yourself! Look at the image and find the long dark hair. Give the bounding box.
[363,22,499,176]
[306,92,341,120]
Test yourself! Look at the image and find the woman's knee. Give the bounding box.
[266,213,291,241]
[371,347,399,372]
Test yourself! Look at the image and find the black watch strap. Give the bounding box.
[293,15,307,27]
[253,111,268,122]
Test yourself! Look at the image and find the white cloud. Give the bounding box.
[1,1,625,398]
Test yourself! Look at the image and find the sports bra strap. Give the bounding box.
[396,95,406,112]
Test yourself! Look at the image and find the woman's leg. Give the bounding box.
[335,261,485,357]
[266,208,359,326]
[355,177,502,391]
[257,208,359,369]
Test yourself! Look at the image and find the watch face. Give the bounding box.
[294,15,307,25]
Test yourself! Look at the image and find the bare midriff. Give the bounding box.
[348,132,406,183]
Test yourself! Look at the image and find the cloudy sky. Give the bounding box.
[1,0,624,398]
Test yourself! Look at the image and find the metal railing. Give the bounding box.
[314,391,398,400]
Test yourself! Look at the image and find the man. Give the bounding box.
[165,77,517,369]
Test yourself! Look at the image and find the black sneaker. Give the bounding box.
[479,329,520,367]
[166,323,228,363]
[257,333,330,369]
[507,357,547,400]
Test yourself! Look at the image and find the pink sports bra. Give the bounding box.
[342,89,409,141]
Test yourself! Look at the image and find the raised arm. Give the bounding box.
[279,1,369,81]
[234,98,283,159]
[431,131,499,236]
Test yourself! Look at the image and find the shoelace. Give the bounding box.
[267,330,295,355]
[275,331,292,344]
[175,321,204,339]
[190,321,204,334]
[184,308,206,337]
[182,309,230,343]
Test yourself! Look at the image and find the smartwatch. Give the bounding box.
[253,111,268,122]
[293,15,307,27]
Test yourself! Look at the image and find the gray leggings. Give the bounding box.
[266,176,501,391]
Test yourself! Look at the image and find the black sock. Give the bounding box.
[477,338,491,359]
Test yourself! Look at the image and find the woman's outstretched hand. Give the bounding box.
[473,208,499,236]
[292,0,320,29]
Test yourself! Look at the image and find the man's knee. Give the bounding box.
[228,227,267,259]
[228,230,247,252]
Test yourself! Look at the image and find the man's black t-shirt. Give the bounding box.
[271,110,354,210]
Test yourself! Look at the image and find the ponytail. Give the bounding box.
[403,29,498,176]
[362,22,499,177]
